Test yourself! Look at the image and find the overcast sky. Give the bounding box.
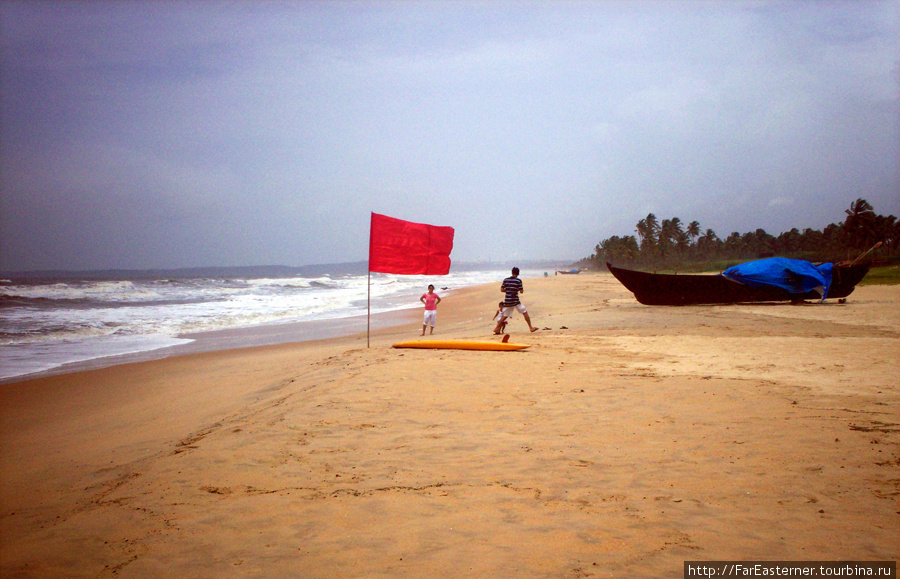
[1,0,897,272]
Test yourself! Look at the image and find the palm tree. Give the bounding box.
[874,214,897,255]
[645,213,659,232]
[635,219,648,245]
[777,228,802,255]
[698,228,719,258]
[845,198,874,220]
[725,232,744,256]
[843,198,876,250]
[687,221,701,246]
[673,218,690,250]
[636,213,659,264]
[658,218,681,263]
[800,228,825,255]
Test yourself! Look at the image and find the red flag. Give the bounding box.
[368,213,454,275]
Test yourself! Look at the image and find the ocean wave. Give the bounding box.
[0,319,131,345]
[0,267,526,380]
[0,333,193,381]
[0,280,166,302]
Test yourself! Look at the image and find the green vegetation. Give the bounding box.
[585,198,898,274]
[858,263,900,286]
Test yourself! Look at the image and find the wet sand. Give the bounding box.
[1,274,897,577]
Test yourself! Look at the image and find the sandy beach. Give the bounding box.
[1,273,897,578]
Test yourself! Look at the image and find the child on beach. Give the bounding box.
[420,285,441,335]
[493,302,508,334]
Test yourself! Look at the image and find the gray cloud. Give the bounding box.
[1,0,897,271]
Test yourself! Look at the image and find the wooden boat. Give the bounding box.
[607,261,871,306]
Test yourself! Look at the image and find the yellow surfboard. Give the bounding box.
[392,340,530,351]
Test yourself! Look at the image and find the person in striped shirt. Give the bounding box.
[493,267,537,334]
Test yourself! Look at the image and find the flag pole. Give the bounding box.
[367,268,371,348]
[367,213,371,348]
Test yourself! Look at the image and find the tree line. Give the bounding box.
[588,198,898,270]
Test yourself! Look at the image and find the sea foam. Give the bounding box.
[0,267,535,380]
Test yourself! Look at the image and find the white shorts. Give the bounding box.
[500,303,527,318]
[423,310,437,326]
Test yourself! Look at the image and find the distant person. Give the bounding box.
[492,302,508,334]
[493,267,537,334]
[420,284,441,335]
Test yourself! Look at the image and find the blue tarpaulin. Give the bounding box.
[722,258,833,299]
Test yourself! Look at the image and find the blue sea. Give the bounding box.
[0,264,542,382]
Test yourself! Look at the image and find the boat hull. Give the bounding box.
[607,262,871,306]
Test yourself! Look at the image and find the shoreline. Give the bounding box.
[2,274,897,577]
[0,267,539,385]
[0,303,423,385]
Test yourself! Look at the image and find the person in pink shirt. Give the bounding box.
[420,284,442,335]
